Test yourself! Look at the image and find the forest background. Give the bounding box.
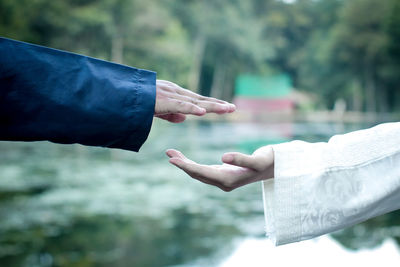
[2,0,400,113]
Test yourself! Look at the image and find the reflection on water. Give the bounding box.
[220,235,400,267]
[0,120,398,266]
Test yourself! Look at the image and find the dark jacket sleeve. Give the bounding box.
[0,37,156,152]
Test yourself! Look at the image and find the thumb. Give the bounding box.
[222,152,262,171]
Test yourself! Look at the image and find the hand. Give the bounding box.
[166,146,274,191]
[155,80,236,123]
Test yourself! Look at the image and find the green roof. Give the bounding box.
[235,74,292,98]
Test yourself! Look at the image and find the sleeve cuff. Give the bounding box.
[107,69,156,152]
[262,141,327,245]
[262,176,304,245]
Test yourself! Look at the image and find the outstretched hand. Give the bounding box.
[155,80,236,123]
[166,146,274,191]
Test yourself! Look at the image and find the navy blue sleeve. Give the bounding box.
[0,37,156,152]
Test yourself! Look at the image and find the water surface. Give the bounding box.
[0,120,398,266]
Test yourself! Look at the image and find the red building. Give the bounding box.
[234,74,294,114]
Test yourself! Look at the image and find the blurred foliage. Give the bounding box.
[1,0,400,111]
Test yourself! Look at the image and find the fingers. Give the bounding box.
[158,98,206,116]
[166,149,262,192]
[158,80,224,103]
[222,152,264,171]
[163,91,235,114]
[166,151,223,183]
[166,149,186,160]
[197,99,235,114]
[155,80,236,118]
[169,157,223,181]
[166,148,272,191]
[166,149,232,190]
[175,87,236,112]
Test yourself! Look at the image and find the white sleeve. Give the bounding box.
[262,122,400,245]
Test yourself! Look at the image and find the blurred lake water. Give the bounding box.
[0,120,399,266]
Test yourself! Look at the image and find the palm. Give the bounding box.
[166,147,274,191]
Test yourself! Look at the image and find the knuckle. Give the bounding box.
[168,86,177,93]
[190,104,200,113]
[208,102,219,110]
[162,84,175,92]
[176,100,185,107]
